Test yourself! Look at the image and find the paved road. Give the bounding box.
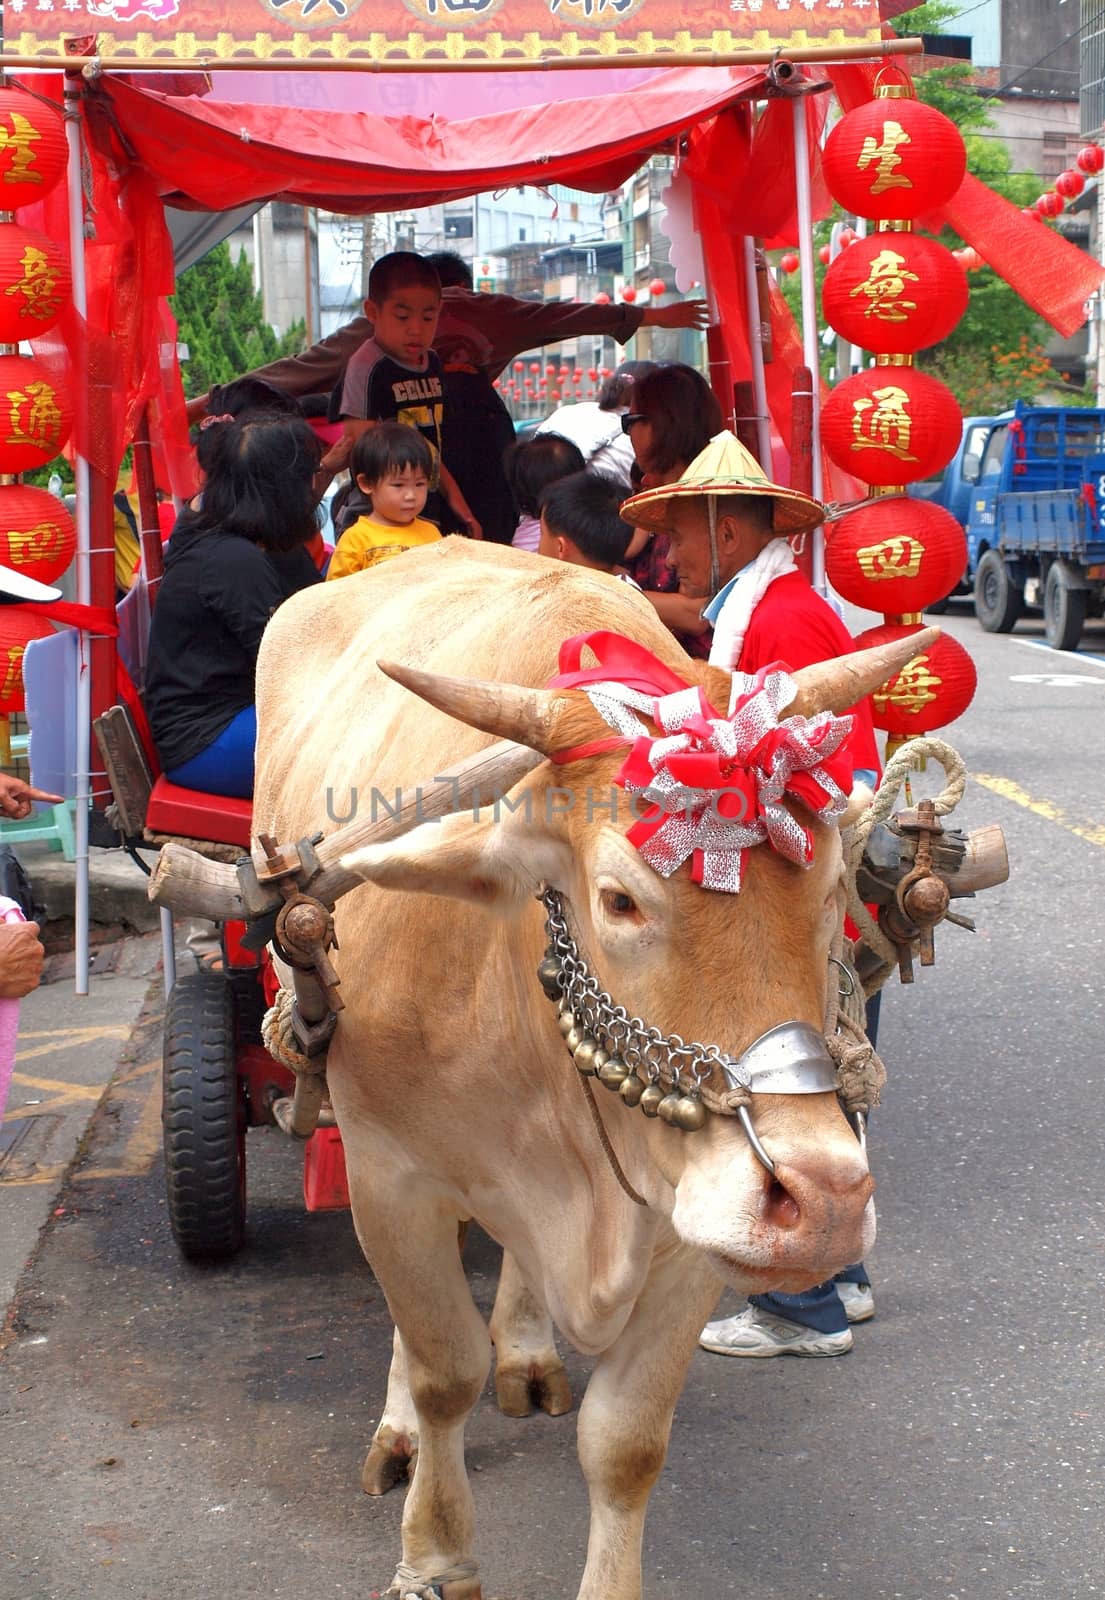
[2,606,1104,1600]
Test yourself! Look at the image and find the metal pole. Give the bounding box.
[791,92,826,594]
[742,235,773,471]
[64,74,92,996]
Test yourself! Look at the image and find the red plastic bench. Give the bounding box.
[145,776,253,849]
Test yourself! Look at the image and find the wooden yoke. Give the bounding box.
[147,740,544,926]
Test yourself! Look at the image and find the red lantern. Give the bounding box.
[1077,144,1105,176]
[822,233,968,356]
[0,88,68,211]
[551,390,561,402]
[822,98,967,221]
[0,482,76,585]
[0,355,73,473]
[0,223,71,342]
[558,366,569,379]
[821,368,962,486]
[840,226,858,247]
[622,285,637,303]
[1036,192,1063,218]
[492,379,501,390]
[513,360,524,372]
[594,292,611,305]
[1021,206,1043,223]
[529,361,541,374]
[779,252,799,274]
[0,609,54,715]
[818,244,832,265]
[826,498,967,614]
[1055,169,1085,200]
[588,367,598,381]
[649,277,667,298]
[600,367,612,378]
[852,621,977,735]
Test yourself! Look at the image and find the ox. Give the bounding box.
[254,540,914,1600]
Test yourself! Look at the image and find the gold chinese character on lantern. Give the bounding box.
[856,119,912,196]
[850,385,918,462]
[4,380,64,454]
[0,644,25,703]
[0,113,45,190]
[848,248,919,323]
[855,534,923,582]
[7,521,63,568]
[3,246,63,324]
[874,653,941,716]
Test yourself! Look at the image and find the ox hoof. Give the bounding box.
[494,1363,573,1419]
[362,1427,416,1496]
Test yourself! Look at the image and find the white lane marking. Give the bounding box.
[1007,637,1105,670]
[1009,673,1105,687]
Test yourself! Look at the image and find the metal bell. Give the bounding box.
[671,1094,707,1132]
[657,1092,683,1125]
[598,1055,629,1090]
[572,1037,602,1076]
[537,956,563,1000]
[639,1082,665,1118]
[558,1009,577,1038]
[619,1072,645,1107]
[564,1026,583,1054]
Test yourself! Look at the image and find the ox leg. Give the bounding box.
[490,1251,572,1420]
[352,1197,492,1600]
[363,1328,420,1495]
[364,1223,471,1494]
[574,1246,722,1600]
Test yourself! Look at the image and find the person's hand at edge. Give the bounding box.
[0,921,44,999]
[643,301,710,331]
[0,775,64,821]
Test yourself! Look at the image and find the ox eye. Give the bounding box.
[601,889,638,918]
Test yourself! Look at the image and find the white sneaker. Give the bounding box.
[837,1280,875,1324]
[699,1304,853,1358]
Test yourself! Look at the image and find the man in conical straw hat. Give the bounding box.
[622,429,879,1359]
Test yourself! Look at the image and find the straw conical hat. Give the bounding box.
[0,563,60,602]
[621,429,824,537]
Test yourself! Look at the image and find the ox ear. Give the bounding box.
[341,806,573,911]
[782,626,941,719]
[378,660,561,755]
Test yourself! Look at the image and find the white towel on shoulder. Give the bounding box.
[707,538,796,675]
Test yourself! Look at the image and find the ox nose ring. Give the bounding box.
[721,1022,842,1176]
[737,1105,776,1174]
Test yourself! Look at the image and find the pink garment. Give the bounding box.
[511,514,542,553]
[0,896,26,1128]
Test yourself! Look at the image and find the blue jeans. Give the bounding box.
[750,992,881,1335]
[166,705,256,799]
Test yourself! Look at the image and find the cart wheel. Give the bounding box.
[1044,564,1086,652]
[163,971,246,1262]
[974,550,1022,633]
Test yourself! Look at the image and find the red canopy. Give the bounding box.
[98,65,767,213]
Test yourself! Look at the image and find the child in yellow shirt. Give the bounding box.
[327,421,442,580]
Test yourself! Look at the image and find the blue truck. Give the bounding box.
[911,404,1105,648]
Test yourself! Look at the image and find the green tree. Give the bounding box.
[172,241,306,400]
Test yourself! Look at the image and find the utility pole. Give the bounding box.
[361,213,376,302]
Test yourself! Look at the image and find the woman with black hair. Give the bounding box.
[619,363,725,660]
[145,411,322,799]
[505,432,587,552]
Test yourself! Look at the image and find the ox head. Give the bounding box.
[343,629,936,1296]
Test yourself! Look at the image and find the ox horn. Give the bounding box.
[378,659,560,754]
[782,626,942,719]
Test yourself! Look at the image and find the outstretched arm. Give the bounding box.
[641,300,710,332]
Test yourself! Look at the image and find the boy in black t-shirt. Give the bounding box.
[325,252,481,539]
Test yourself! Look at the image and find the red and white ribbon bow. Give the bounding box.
[550,631,855,894]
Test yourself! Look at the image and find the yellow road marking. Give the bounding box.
[974,773,1105,850]
[15,1030,131,1065]
[10,1071,103,1101]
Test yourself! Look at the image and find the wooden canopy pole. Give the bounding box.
[0,38,922,75]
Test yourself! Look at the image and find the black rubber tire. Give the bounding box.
[163,971,246,1262]
[1044,564,1087,652]
[974,549,1022,633]
[924,596,951,616]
